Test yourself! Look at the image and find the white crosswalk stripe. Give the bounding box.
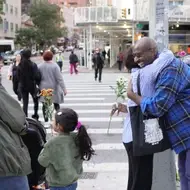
[11,78,128,173]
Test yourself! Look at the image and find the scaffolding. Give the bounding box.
[74,3,190,69]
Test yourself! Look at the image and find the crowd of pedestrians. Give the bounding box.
[2,36,190,190]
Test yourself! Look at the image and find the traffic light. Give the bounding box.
[121,8,127,19]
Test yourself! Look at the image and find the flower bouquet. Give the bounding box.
[40,89,54,135]
[107,76,127,134]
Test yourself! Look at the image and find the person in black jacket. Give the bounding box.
[17,49,41,120]
[8,53,22,100]
[69,51,79,75]
[92,48,104,82]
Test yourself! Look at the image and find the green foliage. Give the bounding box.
[29,0,67,45]
[15,0,68,47]
[15,28,37,48]
[0,0,5,23]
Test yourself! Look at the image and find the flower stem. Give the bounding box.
[107,116,113,134]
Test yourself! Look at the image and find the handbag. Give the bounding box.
[129,73,171,156]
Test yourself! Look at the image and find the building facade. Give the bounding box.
[0,0,21,39]
[64,0,89,7]
[22,0,32,15]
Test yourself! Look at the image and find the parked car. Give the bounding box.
[3,51,15,65]
[66,46,74,52]
[78,43,84,50]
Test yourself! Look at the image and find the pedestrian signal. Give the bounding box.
[121,8,127,19]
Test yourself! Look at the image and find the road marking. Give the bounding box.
[40,117,123,122]
[63,93,114,96]
[12,95,105,101]
[66,87,114,90]
[45,128,123,134]
[20,102,116,107]
[66,89,114,92]
[28,109,113,114]
[92,143,125,150]
[83,163,128,172]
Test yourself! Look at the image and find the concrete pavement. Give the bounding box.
[1,66,180,190]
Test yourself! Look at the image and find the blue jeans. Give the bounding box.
[178,149,190,190]
[50,182,77,190]
[0,176,29,190]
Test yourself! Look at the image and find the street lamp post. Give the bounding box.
[149,0,169,51]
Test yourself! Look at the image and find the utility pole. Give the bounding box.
[149,0,169,51]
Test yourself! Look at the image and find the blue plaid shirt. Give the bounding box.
[141,58,190,154]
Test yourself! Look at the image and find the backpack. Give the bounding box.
[117,53,123,62]
[22,118,47,189]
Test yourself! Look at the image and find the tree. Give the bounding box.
[15,28,37,48]
[29,0,67,46]
[0,0,5,23]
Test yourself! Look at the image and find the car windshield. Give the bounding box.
[14,51,20,56]
[5,51,13,56]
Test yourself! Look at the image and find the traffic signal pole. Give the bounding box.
[149,0,169,51]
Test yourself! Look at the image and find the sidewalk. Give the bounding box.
[78,172,180,190]
[78,172,127,190]
[77,171,180,190]
[62,66,128,74]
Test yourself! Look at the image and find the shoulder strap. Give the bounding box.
[137,72,141,96]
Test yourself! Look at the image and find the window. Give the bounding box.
[15,7,18,16]
[15,24,18,31]
[128,9,131,15]
[10,5,13,14]
[169,1,183,8]
[4,19,9,33]
[10,23,13,32]
[5,4,8,12]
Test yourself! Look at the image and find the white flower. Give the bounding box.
[116,76,127,85]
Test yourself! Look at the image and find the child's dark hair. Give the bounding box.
[55,108,95,161]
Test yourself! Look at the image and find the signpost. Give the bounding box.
[149,0,169,51]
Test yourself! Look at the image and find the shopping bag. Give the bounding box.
[129,73,171,156]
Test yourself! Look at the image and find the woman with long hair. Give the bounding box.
[17,49,41,119]
[38,50,67,122]
[8,53,22,100]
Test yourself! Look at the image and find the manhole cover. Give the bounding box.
[80,172,98,179]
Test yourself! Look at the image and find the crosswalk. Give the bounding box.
[9,73,130,176]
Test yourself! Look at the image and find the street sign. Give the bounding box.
[149,0,169,51]
[136,23,144,29]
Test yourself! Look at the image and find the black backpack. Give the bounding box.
[22,118,47,189]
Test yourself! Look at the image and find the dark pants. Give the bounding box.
[57,61,63,71]
[178,149,190,190]
[12,76,21,100]
[95,67,102,82]
[118,61,122,71]
[123,142,153,190]
[42,103,60,122]
[21,90,39,118]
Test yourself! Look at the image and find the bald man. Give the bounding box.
[128,37,190,190]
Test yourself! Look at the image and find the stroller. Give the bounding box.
[22,118,48,190]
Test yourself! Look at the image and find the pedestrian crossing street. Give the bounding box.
[10,73,130,174]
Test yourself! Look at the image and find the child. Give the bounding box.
[38,108,95,190]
